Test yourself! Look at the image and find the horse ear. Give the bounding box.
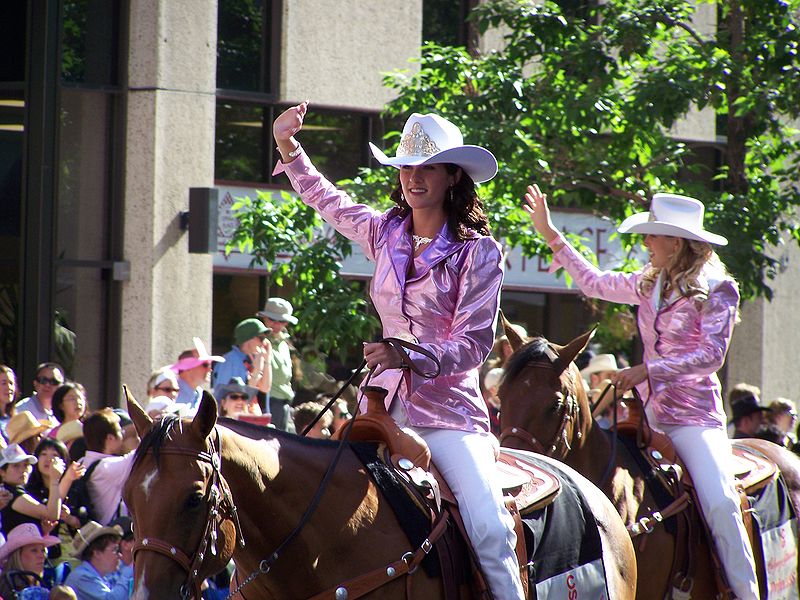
[501,311,526,351]
[123,384,153,438]
[556,327,597,367]
[191,391,218,439]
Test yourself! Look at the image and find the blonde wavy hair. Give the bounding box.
[638,237,723,301]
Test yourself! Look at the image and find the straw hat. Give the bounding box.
[55,420,84,445]
[617,193,727,246]
[580,354,619,379]
[0,523,60,565]
[72,521,124,557]
[0,444,38,468]
[369,113,498,184]
[169,337,225,373]
[6,412,50,445]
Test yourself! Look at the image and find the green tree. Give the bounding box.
[231,0,800,357]
[228,190,379,362]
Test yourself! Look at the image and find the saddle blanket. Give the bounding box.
[513,453,609,600]
[747,470,799,599]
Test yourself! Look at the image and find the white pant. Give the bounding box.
[392,405,524,599]
[659,421,760,600]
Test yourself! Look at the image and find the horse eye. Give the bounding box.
[185,492,204,510]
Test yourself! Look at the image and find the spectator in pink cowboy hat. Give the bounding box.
[170,337,225,412]
[0,522,60,598]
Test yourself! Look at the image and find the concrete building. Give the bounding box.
[0,0,796,407]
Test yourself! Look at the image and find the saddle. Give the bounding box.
[612,390,780,598]
[334,386,562,599]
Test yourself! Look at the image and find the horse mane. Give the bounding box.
[504,337,560,383]
[133,414,183,468]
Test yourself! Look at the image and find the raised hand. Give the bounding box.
[523,184,560,243]
[273,102,308,144]
[50,457,66,479]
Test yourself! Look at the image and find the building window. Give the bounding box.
[423,0,477,51]
[217,0,279,94]
[215,101,379,185]
[61,0,120,85]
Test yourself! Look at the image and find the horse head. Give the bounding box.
[123,387,241,600]
[498,328,594,459]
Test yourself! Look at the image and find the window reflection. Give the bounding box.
[215,102,377,184]
[61,0,120,85]
[217,0,267,92]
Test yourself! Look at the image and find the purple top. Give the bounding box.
[275,152,503,432]
[549,235,739,428]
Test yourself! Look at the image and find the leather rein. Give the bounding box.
[499,354,582,459]
[131,427,245,600]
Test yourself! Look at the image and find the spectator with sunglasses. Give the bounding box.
[16,363,65,427]
[169,338,225,412]
[145,367,180,402]
[217,378,261,419]
[212,319,273,406]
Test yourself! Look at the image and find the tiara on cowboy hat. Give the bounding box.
[169,337,225,373]
[0,523,60,565]
[369,113,498,184]
[617,193,728,246]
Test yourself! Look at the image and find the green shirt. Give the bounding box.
[269,332,294,401]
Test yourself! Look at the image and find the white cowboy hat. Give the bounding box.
[617,193,728,246]
[580,354,619,379]
[369,113,498,184]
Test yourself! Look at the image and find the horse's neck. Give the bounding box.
[570,419,616,481]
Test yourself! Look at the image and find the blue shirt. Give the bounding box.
[65,560,131,600]
[211,346,250,398]
[15,395,58,426]
[175,378,202,410]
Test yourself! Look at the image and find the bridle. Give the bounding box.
[131,426,244,600]
[499,355,582,459]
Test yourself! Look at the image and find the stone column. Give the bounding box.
[120,0,217,401]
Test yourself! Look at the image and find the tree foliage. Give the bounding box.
[231,0,800,358]
[352,0,800,301]
[228,190,379,362]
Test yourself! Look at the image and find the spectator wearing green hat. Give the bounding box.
[212,318,273,406]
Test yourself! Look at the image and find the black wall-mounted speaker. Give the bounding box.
[187,187,219,254]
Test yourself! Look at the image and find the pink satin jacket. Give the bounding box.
[275,152,503,433]
[549,236,739,429]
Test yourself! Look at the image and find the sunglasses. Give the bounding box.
[201,362,212,369]
[155,386,179,394]
[36,377,63,386]
[226,393,249,400]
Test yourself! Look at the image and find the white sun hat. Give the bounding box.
[617,193,728,246]
[580,354,619,380]
[369,113,498,183]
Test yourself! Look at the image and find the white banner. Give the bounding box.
[762,518,799,599]
[213,184,637,291]
[535,557,609,600]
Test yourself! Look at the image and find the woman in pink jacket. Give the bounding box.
[525,184,758,600]
[273,103,524,599]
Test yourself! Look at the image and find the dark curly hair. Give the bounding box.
[388,164,490,240]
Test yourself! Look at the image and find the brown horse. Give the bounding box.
[122,387,637,599]
[497,325,800,599]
